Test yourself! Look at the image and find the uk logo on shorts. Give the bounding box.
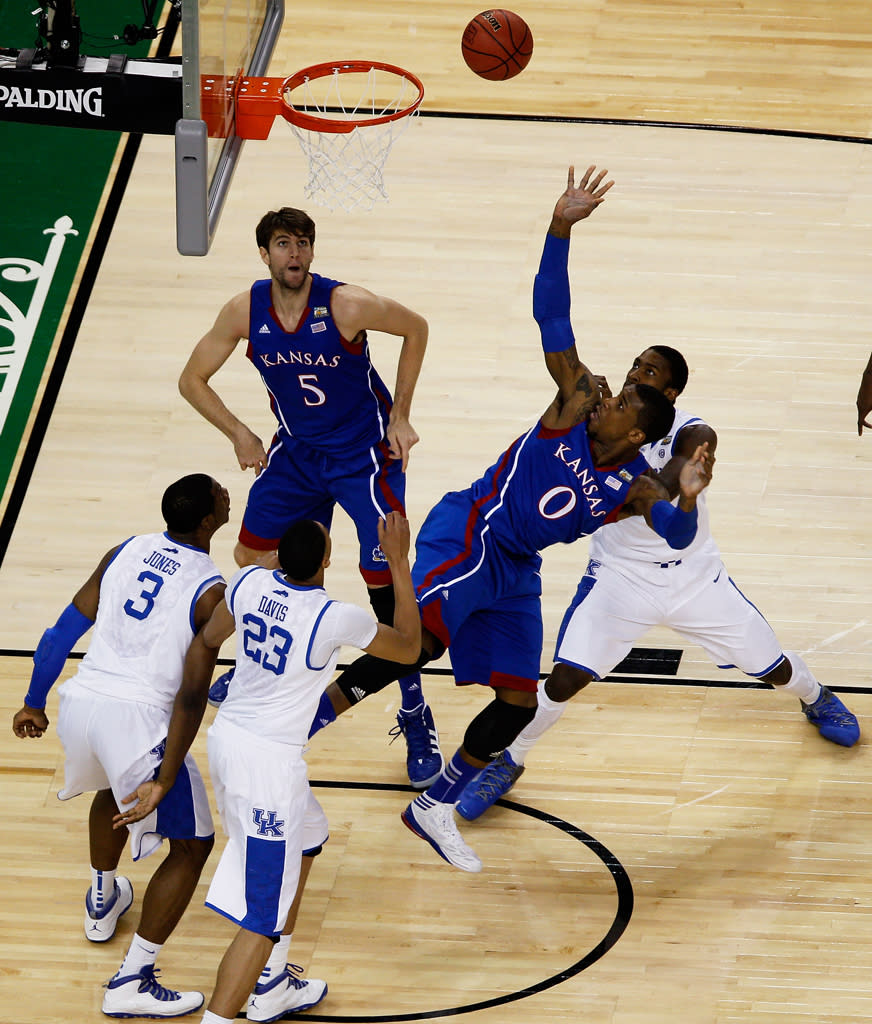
[252,808,285,837]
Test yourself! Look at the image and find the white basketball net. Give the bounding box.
[283,66,421,213]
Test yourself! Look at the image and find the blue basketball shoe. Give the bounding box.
[390,704,444,789]
[456,750,525,821]
[801,687,860,747]
[207,666,234,707]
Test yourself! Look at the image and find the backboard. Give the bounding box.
[175,0,284,256]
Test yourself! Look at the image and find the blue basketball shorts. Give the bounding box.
[239,431,406,584]
[413,490,543,692]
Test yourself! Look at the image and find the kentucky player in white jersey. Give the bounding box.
[457,346,861,821]
[13,474,229,1018]
[179,206,442,790]
[116,512,420,1024]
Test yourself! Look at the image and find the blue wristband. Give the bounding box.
[533,234,570,321]
[649,500,699,550]
[24,603,94,708]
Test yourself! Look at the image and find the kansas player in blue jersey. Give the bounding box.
[457,344,862,823]
[304,165,714,870]
[179,208,441,788]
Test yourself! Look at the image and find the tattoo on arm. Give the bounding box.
[575,372,595,398]
[570,373,598,423]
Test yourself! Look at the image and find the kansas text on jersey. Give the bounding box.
[469,418,651,556]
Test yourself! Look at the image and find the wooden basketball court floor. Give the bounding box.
[2,3,872,1022]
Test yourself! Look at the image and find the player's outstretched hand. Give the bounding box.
[12,705,49,738]
[553,164,615,227]
[113,780,167,829]
[377,511,411,565]
[679,442,715,501]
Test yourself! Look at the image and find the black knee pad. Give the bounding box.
[463,698,537,762]
[334,646,434,705]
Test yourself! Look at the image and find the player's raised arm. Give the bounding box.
[536,165,614,429]
[364,512,421,663]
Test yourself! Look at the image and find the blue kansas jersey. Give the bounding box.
[247,274,393,450]
[469,418,650,555]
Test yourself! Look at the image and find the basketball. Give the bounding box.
[461,10,534,81]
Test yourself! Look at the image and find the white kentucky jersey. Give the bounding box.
[69,533,224,711]
[218,565,377,746]
[589,407,719,565]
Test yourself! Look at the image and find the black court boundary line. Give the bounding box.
[0,4,180,570]
[1,646,870,695]
[419,109,872,146]
[256,779,634,1023]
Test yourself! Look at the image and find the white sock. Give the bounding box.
[260,933,292,982]
[200,1012,234,1024]
[506,682,568,765]
[90,867,116,911]
[118,933,162,977]
[780,653,822,704]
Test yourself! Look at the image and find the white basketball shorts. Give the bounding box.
[56,681,213,860]
[205,716,329,937]
[555,554,784,680]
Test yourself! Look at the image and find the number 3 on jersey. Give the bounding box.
[242,613,293,674]
[123,570,164,619]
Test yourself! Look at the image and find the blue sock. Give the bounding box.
[308,691,337,739]
[398,673,425,713]
[421,751,480,804]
